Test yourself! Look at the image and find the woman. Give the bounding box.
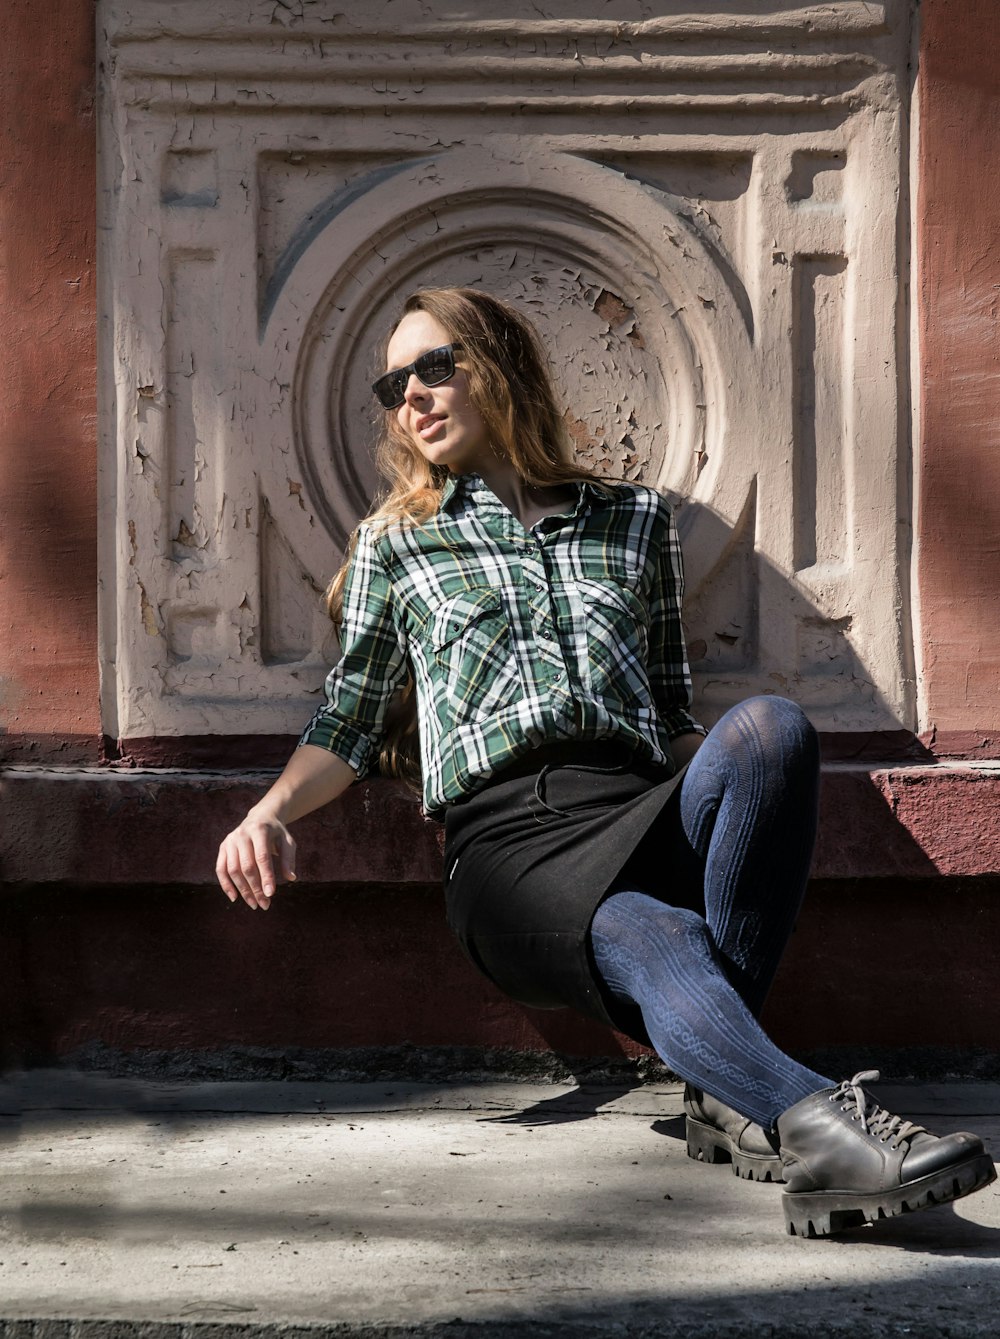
[216,286,994,1237]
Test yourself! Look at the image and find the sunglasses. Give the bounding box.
[371,343,462,410]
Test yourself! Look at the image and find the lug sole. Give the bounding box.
[782,1151,998,1237]
[685,1115,784,1183]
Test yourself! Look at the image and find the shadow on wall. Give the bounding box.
[670,490,916,754]
[674,496,946,886]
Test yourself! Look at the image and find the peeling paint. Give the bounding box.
[715,626,741,646]
[137,582,161,638]
[592,288,632,328]
[802,614,853,633]
[563,411,600,453]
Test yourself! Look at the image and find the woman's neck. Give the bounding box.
[471,458,577,531]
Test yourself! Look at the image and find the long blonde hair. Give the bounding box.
[327,286,609,784]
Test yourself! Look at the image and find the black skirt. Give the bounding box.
[442,742,688,1045]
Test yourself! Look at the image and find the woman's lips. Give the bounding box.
[416,414,445,439]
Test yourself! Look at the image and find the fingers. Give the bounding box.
[236,831,268,909]
[250,828,278,905]
[215,818,299,911]
[214,831,264,910]
[215,844,239,903]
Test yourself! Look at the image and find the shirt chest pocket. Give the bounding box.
[557,578,651,703]
[429,587,522,725]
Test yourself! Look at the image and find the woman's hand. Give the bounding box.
[216,813,297,910]
[215,745,358,909]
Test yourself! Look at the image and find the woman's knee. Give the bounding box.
[719,695,818,768]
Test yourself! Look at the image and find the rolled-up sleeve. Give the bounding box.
[298,523,409,779]
[647,505,706,741]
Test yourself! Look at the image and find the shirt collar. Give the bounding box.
[440,472,609,516]
[439,472,462,511]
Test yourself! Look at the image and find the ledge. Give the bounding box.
[0,768,441,887]
[814,760,1000,879]
[2,761,1000,886]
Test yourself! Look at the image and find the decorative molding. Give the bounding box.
[98,0,913,741]
[108,2,905,113]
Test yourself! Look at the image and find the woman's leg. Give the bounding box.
[590,890,828,1128]
[592,890,995,1233]
[591,699,997,1228]
[588,695,827,1128]
[676,694,820,1016]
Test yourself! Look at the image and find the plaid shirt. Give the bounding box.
[300,473,704,818]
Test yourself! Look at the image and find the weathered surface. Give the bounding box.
[0,769,441,887]
[98,0,914,747]
[6,762,1000,887]
[0,0,100,764]
[0,1075,998,1337]
[814,761,1000,880]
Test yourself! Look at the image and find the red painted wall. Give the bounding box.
[917,0,1000,752]
[0,0,100,764]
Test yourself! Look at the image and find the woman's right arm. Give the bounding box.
[216,744,359,910]
[218,523,408,911]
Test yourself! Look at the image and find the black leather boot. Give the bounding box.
[684,1083,784,1182]
[777,1069,997,1237]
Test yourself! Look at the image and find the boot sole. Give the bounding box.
[783,1151,997,1237]
[685,1116,784,1183]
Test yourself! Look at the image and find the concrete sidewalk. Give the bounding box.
[1,1073,999,1338]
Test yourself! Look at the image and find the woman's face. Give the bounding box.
[384,311,495,476]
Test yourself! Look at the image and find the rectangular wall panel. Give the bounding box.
[165,249,218,564]
[792,254,848,573]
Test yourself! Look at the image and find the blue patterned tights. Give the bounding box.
[589,696,832,1128]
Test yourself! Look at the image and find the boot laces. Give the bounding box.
[832,1070,928,1147]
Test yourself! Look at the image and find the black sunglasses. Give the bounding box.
[372,343,462,410]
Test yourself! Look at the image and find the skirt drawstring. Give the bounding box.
[533,759,632,819]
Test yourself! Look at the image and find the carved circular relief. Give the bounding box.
[289,166,726,550]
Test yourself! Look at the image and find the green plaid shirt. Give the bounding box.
[300,473,703,817]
